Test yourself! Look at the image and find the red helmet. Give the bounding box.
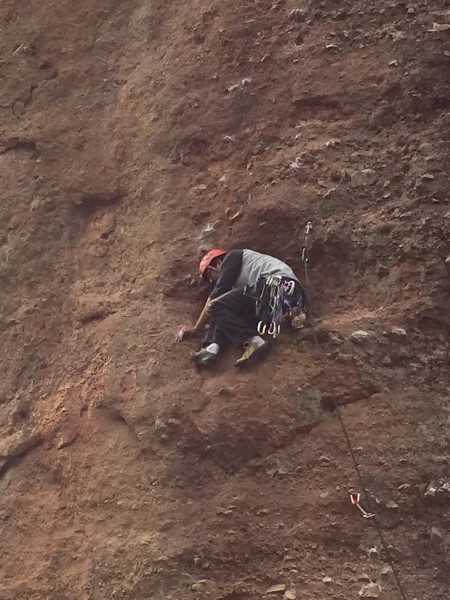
[199,249,227,279]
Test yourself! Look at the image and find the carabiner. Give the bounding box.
[283,281,295,295]
[257,321,267,335]
[268,322,280,338]
[349,492,360,505]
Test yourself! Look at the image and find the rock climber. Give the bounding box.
[179,248,307,367]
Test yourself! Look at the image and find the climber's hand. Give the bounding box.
[175,326,199,342]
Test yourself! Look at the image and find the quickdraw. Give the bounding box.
[257,321,267,335]
[349,490,375,519]
[302,221,312,265]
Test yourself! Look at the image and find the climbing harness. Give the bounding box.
[255,275,297,338]
[349,490,375,519]
[301,221,408,600]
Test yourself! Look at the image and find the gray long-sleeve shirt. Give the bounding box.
[210,249,298,299]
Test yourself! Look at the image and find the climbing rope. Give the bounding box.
[301,222,408,600]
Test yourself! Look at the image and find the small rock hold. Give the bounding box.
[323,576,333,584]
[385,500,399,509]
[284,590,297,600]
[218,386,235,399]
[350,169,378,187]
[289,157,303,171]
[0,432,42,459]
[430,527,444,545]
[325,139,341,147]
[359,583,383,598]
[229,211,243,222]
[379,565,394,581]
[191,580,219,593]
[199,222,217,239]
[266,584,286,594]
[289,8,306,22]
[154,417,168,432]
[424,479,450,501]
[56,430,79,450]
[97,213,116,238]
[391,326,407,337]
[351,330,371,343]
[445,255,450,276]
[428,22,450,32]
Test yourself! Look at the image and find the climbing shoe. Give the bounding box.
[235,340,270,368]
[190,349,217,367]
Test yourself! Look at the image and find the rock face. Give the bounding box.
[0,1,449,600]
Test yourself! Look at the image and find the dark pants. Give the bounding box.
[203,290,258,348]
